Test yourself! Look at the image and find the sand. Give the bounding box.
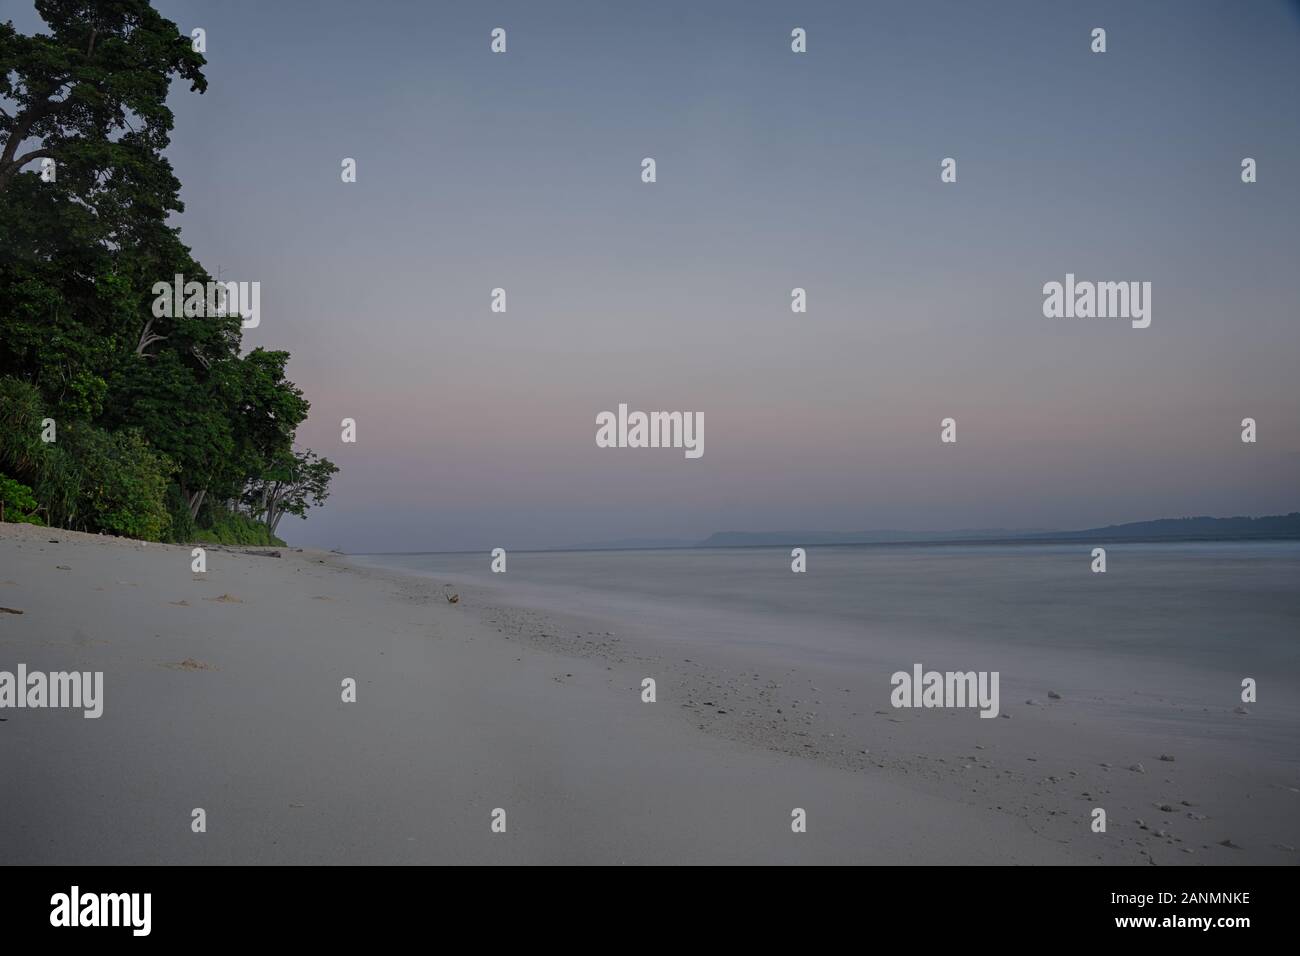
[1,522,1294,864]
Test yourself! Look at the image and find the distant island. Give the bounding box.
[697,513,1300,549]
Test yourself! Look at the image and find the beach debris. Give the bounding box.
[55,565,71,571]
[1217,838,1242,849]
[0,607,22,615]
[204,546,283,558]
[47,539,59,543]
[1233,706,1249,715]
[1186,812,1207,821]
[1025,698,1039,705]
[1159,753,1176,762]
[168,600,190,607]
[206,593,242,603]
[1047,690,1062,699]
[443,586,459,604]
[1000,712,1011,718]
[1129,762,1146,773]
[1158,803,1174,812]
[1274,843,1295,852]
[166,658,214,671]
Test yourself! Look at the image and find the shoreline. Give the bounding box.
[2,522,1295,864]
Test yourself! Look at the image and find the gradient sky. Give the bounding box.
[13,1,1299,551]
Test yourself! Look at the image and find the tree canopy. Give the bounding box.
[1,0,336,542]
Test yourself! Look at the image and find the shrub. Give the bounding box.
[190,500,285,546]
[0,376,173,540]
[58,425,173,540]
[164,484,198,543]
[0,376,47,480]
[0,474,44,525]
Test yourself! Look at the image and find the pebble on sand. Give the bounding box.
[1129,763,1146,773]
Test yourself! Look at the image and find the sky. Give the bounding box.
[11,0,1300,551]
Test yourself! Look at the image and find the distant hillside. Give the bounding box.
[1028,513,1300,542]
[698,513,1300,548]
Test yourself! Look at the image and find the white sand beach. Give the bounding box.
[1,522,1295,865]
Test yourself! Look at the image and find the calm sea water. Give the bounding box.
[352,542,1300,696]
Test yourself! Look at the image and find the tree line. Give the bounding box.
[1,0,336,543]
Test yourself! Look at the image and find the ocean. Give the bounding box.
[353,541,1300,696]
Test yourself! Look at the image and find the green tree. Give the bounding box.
[0,0,206,194]
[243,448,339,536]
[1,3,337,542]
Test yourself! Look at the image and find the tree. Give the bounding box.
[0,0,206,195]
[244,449,339,535]
[1,3,337,543]
[1,1,210,419]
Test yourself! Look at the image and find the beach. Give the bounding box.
[1,522,1296,865]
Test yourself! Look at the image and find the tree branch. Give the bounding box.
[9,147,53,169]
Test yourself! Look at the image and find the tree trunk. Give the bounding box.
[136,317,167,356]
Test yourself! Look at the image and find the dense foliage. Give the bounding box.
[1,1,335,542]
